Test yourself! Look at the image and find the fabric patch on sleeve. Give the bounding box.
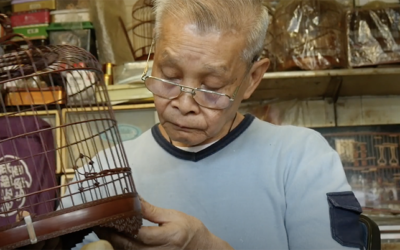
[326,191,363,248]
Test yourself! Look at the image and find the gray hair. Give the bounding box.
[153,0,269,63]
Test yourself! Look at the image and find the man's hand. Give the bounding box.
[95,198,233,250]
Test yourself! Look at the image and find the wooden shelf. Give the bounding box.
[249,67,400,102]
[344,166,400,171]
[116,62,400,102]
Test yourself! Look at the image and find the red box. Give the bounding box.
[11,10,50,27]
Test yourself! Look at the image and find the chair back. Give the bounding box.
[359,214,381,250]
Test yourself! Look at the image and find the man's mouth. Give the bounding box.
[169,122,196,131]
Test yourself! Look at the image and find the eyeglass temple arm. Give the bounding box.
[230,85,241,101]
[228,55,260,100]
[142,41,155,78]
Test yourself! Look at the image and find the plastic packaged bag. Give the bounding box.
[347,2,400,67]
[273,0,347,71]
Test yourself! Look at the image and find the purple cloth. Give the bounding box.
[11,0,42,4]
[0,116,57,228]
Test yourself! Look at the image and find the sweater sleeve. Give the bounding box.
[284,129,362,250]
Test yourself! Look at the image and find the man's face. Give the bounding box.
[152,18,255,147]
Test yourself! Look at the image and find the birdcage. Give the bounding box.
[130,0,155,61]
[273,0,347,71]
[0,15,142,249]
[322,132,400,214]
[347,2,400,67]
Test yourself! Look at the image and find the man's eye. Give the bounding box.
[160,69,180,81]
[163,75,180,82]
[200,84,221,92]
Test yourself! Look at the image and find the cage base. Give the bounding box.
[0,193,142,250]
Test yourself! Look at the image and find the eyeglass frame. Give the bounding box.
[141,41,259,110]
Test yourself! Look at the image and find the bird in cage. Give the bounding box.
[0,14,142,249]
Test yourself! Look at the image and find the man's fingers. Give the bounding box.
[140,196,171,224]
[93,198,175,248]
[138,197,187,245]
[136,225,172,246]
[81,240,114,250]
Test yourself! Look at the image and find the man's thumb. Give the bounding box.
[139,196,169,224]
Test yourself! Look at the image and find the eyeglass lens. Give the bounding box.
[144,77,231,109]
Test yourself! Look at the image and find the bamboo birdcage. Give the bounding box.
[0,15,142,249]
[322,132,400,214]
[347,2,400,68]
[130,0,155,61]
[273,0,347,71]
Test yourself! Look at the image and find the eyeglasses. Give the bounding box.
[141,42,241,110]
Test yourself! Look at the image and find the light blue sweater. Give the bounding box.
[68,115,360,250]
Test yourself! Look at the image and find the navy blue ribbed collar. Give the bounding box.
[151,114,255,162]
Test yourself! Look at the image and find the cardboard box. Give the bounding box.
[12,24,48,40]
[5,87,65,106]
[12,0,56,12]
[50,9,90,23]
[11,10,50,27]
[56,0,89,10]
[96,84,153,105]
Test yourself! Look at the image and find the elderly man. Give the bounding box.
[29,0,363,249]
[91,0,362,249]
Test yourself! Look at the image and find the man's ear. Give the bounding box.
[243,58,270,100]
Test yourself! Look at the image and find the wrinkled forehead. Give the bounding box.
[155,15,248,61]
[157,14,245,40]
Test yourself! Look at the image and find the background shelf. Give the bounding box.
[249,67,400,102]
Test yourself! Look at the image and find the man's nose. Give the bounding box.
[180,86,195,95]
[173,88,200,115]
